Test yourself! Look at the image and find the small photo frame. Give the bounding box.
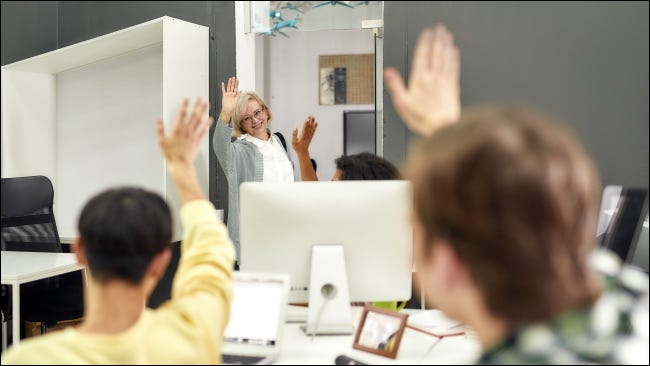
[353,305,408,359]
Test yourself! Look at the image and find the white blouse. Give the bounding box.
[244,133,294,183]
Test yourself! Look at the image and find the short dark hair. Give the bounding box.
[408,105,601,325]
[78,187,172,284]
[335,152,400,180]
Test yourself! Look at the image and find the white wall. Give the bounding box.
[56,44,163,238]
[259,29,375,181]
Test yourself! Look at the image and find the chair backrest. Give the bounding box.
[1,175,62,253]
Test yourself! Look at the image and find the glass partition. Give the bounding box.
[251,1,383,35]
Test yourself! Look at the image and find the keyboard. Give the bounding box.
[222,354,266,365]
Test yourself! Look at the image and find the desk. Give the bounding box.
[278,307,481,364]
[60,236,75,244]
[1,251,84,346]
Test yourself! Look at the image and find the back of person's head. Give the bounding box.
[78,187,172,285]
[232,91,273,137]
[335,152,401,180]
[407,105,602,325]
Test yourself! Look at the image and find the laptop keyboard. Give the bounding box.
[222,354,266,365]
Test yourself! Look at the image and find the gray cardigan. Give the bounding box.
[212,118,291,261]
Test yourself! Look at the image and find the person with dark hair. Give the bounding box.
[291,121,400,182]
[384,24,648,364]
[2,98,235,364]
[77,187,173,284]
[333,153,401,181]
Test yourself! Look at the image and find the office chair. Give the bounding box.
[1,175,84,337]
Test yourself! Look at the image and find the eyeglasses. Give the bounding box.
[241,107,266,124]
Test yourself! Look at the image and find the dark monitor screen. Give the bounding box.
[630,212,649,272]
[344,111,375,155]
[596,186,649,267]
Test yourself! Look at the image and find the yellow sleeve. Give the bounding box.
[165,199,235,347]
[173,199,234,299]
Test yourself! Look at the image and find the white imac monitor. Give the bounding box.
[240,181,412,335]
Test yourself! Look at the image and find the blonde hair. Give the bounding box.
[231,92,273,137]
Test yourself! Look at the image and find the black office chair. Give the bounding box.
[1,175,84,337]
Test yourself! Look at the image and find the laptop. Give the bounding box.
[222,272,290,365]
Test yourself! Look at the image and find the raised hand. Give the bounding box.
[292,116,319,181]
[157,98,213,166]
[157,98,213,203]
[291,116,318,156]
[384,24,461,136]
[219,77,240,123]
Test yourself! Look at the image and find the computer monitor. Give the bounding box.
[630,212,649,272]
[596,186,649,266]
[344,110,375,155]
[240,181,412,334]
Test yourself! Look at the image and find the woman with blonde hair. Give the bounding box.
[213,77,315,263]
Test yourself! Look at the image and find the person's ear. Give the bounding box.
[71,237,88,266]
[148,248,172,281]
[430,240,466,292]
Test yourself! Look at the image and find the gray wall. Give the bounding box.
[1,1,235,308]
[1,1,59,65]
[1,1,234,213]
[384,1,649,188]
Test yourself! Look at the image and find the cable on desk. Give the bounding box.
[309,297,330,341]
[405,324,465,338]
[417,337,443,364]
[407,324,467,364]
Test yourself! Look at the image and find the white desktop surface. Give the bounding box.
[1,251,82,284]
[277,306,481,364]
[1,251,84,347]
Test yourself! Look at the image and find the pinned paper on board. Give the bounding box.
[319,54,373,105]
[319,67,347,105]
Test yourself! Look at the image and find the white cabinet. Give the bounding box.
[2,17,209,241]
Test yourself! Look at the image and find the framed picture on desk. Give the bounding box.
[353,305,408,359]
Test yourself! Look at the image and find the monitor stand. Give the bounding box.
[301,245,354,335]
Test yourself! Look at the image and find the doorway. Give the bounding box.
[236,1,384,180]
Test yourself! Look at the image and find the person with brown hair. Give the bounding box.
[384,24,649,364]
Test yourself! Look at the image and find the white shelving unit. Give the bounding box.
[1,16,209,241]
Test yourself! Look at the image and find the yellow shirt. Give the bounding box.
[2,200,235,364]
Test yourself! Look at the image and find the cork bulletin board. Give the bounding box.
[319,54,374,105]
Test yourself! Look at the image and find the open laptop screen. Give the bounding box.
[224,278,286,346]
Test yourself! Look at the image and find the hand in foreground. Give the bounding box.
[384,24,461,136]
[219,77,240,122]
[157,98,213,203]
[157,98,213,166]
[291,116,318,156]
